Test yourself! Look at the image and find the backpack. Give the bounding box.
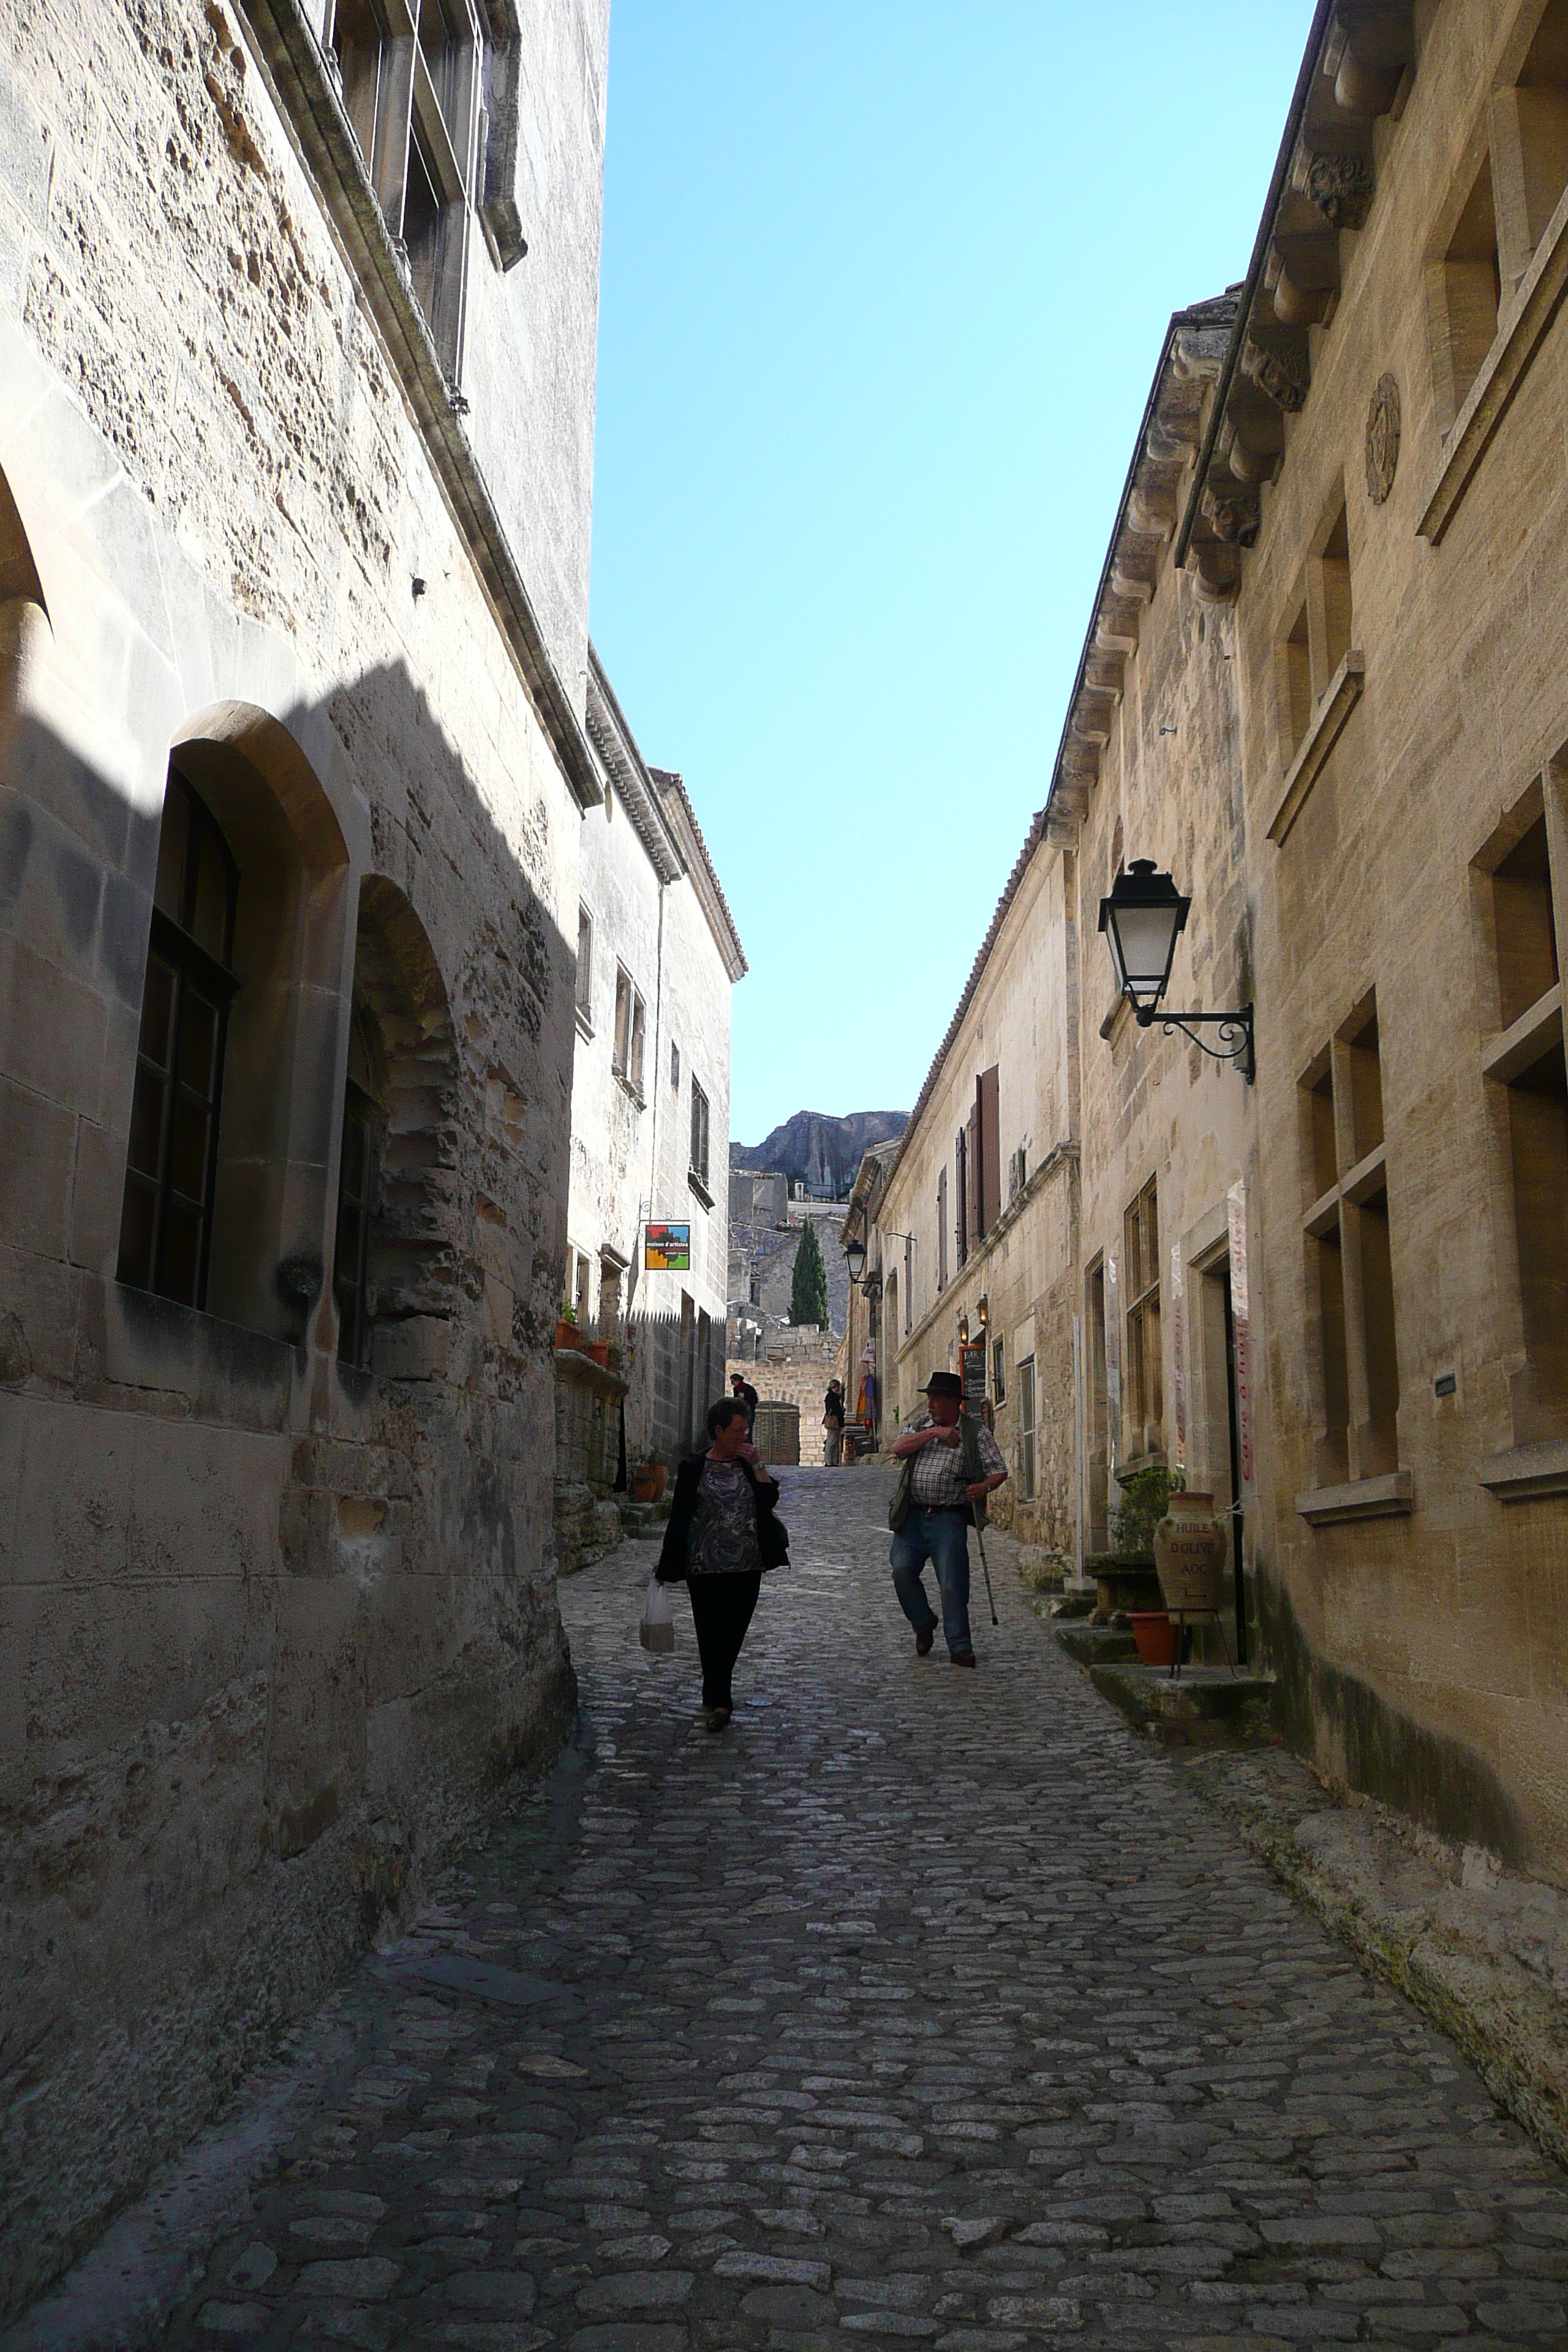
[888,1413,987,1533]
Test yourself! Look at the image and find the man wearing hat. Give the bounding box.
[887,1371,1008,1666]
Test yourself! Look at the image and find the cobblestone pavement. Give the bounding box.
[154,1469,1568,2351]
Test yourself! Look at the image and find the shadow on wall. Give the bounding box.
[0,642,578,2322]
[1256,1564,1528,1868]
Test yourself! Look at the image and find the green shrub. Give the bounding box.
[1111,1462,1185,1557]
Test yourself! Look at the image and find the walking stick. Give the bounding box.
[973,1518,1000,1627]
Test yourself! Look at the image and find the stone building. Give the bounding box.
[557,647,745,1556]
[0,0,612,2315]
[855,0,1568,1884]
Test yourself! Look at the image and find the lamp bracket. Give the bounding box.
[1134,1000,1254,1084]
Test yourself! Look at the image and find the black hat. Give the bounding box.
[922,1371,963,1400]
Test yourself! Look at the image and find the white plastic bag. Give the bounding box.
[639,1576,674,1653]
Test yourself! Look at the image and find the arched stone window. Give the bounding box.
[117,709,350,1341]
[116,765,241,1308]
[335,877,458,1376]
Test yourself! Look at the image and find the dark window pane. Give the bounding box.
[154,783,191,922]
[333,0,385,164]
[126,1063,167,1180]
[180,990,220,1096]
[120,767,238,1313]
[138,955,176,1066]
[117,1175,157,1289]
[404,130,444,321]
[190,832,232,964]
[162,1203,203,1308]
[170,1095,211,1202]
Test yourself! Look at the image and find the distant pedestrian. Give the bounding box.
[822,1378,846,1468]
[657,1397,788,1730]
[730,1370,759,1434]
[887,1371,1007,1667]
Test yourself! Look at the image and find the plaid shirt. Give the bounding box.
[903,1412,1007,1509]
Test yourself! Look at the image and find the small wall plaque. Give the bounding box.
[1366,372,1401,504]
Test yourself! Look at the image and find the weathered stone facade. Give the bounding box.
[849,0,1568,1888]
[0,0,610,2317]
[725,1324,839,1468]
[561,652,744,1501]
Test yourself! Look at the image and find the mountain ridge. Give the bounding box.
[731,1108,908,1198]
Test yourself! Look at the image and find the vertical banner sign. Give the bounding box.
[1227,1180,1255,1493]
[960,1341,987,1405]
[1071,1311,1086,1583]
[1169,1241,1186,1472]
[1105,1248,1121,1471]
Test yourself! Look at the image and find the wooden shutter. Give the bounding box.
[968,1096,981,1243]
[979,1065,1000,1232]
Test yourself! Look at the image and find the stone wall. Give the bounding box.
[0,0,608,2317]
[728,1328,841,1469]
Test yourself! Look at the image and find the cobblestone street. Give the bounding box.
[150,1468,1568,2352]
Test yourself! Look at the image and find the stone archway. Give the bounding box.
[339,875,460,1376]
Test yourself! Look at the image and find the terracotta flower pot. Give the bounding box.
[555,1320,578,1350]
[1153,1489,1228,1614]
[585,1340,611,1368]
[1128,1610,1179,1667]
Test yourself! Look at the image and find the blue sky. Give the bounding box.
[588,1,1317,1148]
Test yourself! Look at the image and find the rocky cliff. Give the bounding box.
[732,1109,908,1199]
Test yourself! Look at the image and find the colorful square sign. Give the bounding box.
[645,1222,691,1271]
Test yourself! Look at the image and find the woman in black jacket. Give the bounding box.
[656,1395,788,1730]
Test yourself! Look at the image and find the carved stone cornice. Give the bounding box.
[1200,483,1261,546]
[1240,335,1308,413]
[1306,151,1375,230]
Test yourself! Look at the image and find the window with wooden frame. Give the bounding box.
[954,1127,968,1269]
[1298,994,1401,1492]
[1123,1176,1163,1460]
[575,903,593,1027]
[1473,769,1568,1452]
[334,1006,384,1369]
[991,1335,1006,1406]
[117,767,240,1311]
[968,1066,1000,1241]
[612,965,646,1098]
[320,0,486,374]
[1018,1357,1036,1499]
[1275,482,1354,762]
[1085,1256,1110,1553]
[690,1080,710,1188]
[937,1166,949,1290]
[1426,6,1568,436]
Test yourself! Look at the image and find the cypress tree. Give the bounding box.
[789,1217,829,1329]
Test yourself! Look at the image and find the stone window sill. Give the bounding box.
[688,1170,714,1209]
[1267,651,1365,845]
[613,1069,645,1110]
[1420,181,1568,546]
[1477,1438,1568,1502]
[1296,1468,1412,1525]
[1480,983,1561,1085]
[575,1006,593,1041]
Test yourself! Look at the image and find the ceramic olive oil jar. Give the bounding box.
[1153,1489,1228,1613]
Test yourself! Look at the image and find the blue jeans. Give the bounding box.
[890,1507,972,1656]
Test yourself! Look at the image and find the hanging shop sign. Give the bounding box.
[960,1340,987,1404]
[1169,1240,1186,1471]
[1226,1180,1255,1493]
[644,1222,691,1272]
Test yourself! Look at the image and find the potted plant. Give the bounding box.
[555,1301,579,1351]
[632,1447,666,1504]
[584,1333,611,1368]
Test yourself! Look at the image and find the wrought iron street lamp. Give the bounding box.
[844,1232,867,1285]
[1098,859,1254,1082]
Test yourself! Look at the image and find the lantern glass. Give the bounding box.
[845,1233,867,1283]
[1098,859,1190,1011]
